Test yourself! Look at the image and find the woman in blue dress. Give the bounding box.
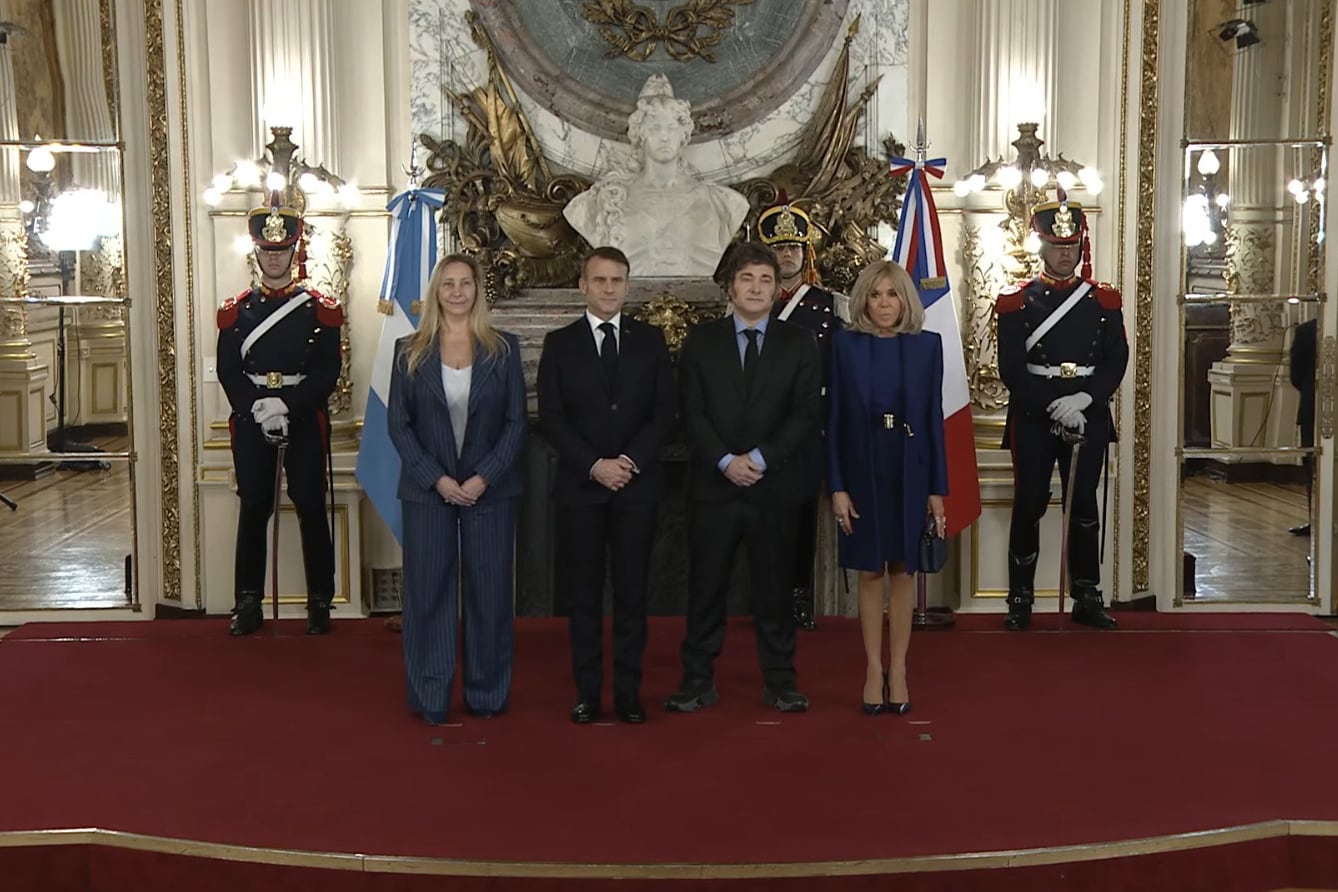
[827,260,948,715]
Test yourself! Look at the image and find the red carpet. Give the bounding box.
[2,614,1337,889]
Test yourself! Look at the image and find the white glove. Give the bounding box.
[251,397,289,424]
[1047,392,1092,422]
[260,414,288,440]
[1057,412,1086,435]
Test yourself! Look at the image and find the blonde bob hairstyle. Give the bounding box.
[400,253,508,377]
[847,259,925,336]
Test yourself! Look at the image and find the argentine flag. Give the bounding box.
[356,186,446,543]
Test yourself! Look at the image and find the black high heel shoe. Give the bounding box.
[862,672,889,716]
[887,674,911,715]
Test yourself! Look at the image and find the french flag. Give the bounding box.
[889,152,981,537]
[355,185,446,544]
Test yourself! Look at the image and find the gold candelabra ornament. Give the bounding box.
[953,122,1103,256]
[202,125,357,212]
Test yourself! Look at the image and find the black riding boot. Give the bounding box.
[230,594,263,636]
[1004,551,1037,631]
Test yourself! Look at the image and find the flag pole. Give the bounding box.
[907,117,955,632]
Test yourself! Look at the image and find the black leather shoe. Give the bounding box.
[570,701,601,724]
[1004,607,1031,631]
[1071,600,1118,630]
[793,588,818,631]
[664,684,719,713]
[229,596,263,636]
[615,698,646,724]
[306,601,332,635]
[763,688,809,713]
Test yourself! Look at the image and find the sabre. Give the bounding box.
[270,439,287,634]
[1055,424,1083,619]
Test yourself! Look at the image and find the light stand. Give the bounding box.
[47,252,109,471]
[912,572,955,630]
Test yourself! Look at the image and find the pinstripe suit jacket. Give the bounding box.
[387,332,527,504]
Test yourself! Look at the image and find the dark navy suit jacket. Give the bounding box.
[387,332,527,504]
[826,328,948,570]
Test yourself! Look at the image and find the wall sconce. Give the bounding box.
[1287,173,1325,206]
[203,125,357,209]
[953,121,1102,264]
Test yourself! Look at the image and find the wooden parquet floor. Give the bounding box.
[0,437,132,611]
[1181,476,1313,603]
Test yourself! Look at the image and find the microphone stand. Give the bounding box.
[48,253,110,471]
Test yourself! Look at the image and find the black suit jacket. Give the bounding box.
[1291,318,1317,433]
[537,315,677,506]
[678,316,822,504]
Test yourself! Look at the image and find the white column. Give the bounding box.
[1210,1,1294,451]
[248,0,339,172]
[51,0,120,194]
[969,0,1059,161]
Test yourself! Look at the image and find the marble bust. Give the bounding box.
[563,75,750,278]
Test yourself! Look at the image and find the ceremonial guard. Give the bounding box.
[217,195,344,636]
[995,190,1128,631]
[757,193,842,631]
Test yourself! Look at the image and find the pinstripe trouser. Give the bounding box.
[401,497,517,717]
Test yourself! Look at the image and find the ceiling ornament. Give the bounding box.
[580,0,753,63]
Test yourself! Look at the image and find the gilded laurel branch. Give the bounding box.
[581,0,753,63]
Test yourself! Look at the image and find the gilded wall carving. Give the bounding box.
[958,224,1010,411]
[1133,0,1159,593]
[423,12,905,301]
[305,224,354,415]
[0,225,29,345]
[581,0,753,62]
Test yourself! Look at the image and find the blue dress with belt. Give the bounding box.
[869,336,906,566]
[826,328,949,573]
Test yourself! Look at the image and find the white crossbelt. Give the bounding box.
[248,372,306,388]
[240,293,312,358]
[776,283,810,321]
[1026,363,1094,379]
[1024,281,1092,352]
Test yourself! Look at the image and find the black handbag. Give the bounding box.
[919,514,949,574]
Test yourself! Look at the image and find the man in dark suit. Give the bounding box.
[1289,317,1317,535]
[538,246,676,725]
[666,242,822,714]
[757,193,843,631]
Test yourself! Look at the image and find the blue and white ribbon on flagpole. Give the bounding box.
[355,186,447,544]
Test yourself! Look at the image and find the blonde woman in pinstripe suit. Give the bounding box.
[388,254,527,725]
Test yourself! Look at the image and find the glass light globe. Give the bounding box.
[234,160,262,188]
[1296,190,1311,205]
[1056,170,1078,192]
[25,145,56,173]
[211,173,234,192]
[1079,167,1104,195]
[234,234,255,255]
[1215,192,1231,208]
[968,173,986,192]
[1024,231,1042,254]
[1314,177,1326,195]
[1029,167,1049,188]
[297,172,321,193]
[1203,230,1217,246]
[202,187,223,206]
[265,171,287,191]
[952,180,971,198]
[1196,150,1220,176]
[1288,178,1305,196]
[18,199,34,214]
[996,165,1023,190]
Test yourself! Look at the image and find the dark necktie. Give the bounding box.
[742,328,759,380]
[599,321,618,383]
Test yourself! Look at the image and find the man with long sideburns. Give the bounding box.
[757,193,843,631]
[538,246,676,725]
[995,190,1128,631]
[217,194,342,636]
[667,242,822,714]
